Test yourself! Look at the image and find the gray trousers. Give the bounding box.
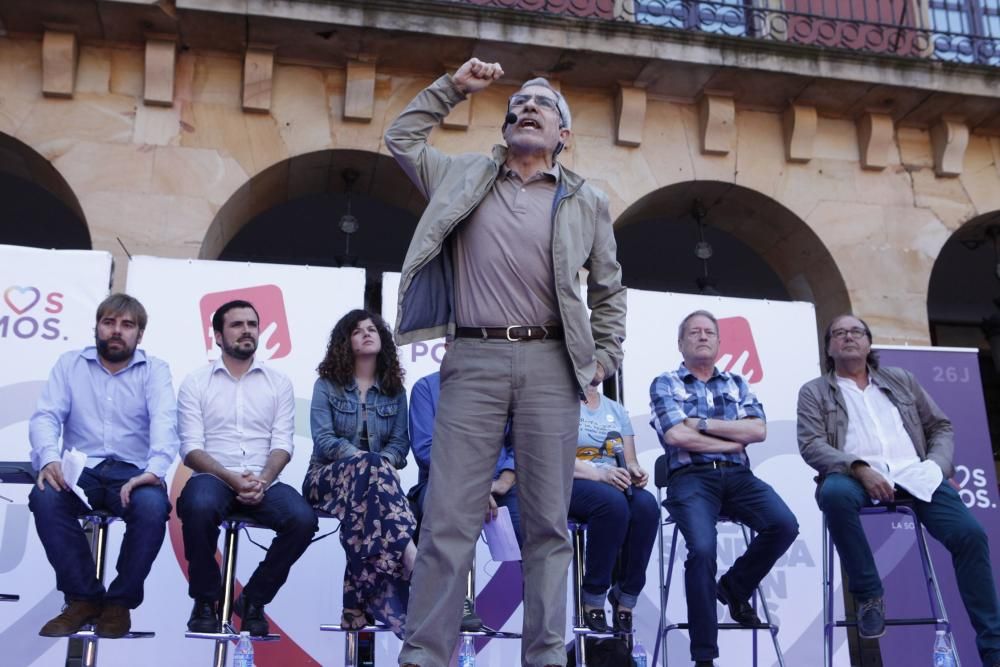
[399,337,580,667]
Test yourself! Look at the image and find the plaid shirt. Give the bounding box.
[649,363,766,472]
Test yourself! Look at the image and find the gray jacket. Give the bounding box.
[384,75,626,390]
[796,365,954,479]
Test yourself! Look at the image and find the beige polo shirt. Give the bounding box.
[452,163,561,327]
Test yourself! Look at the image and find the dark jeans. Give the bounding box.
[28,458,171,609]
[569,478,659,609]
[409,478,523,546]
[665,465,798,662]
[819,473,1000,663]
[177,474,318,605]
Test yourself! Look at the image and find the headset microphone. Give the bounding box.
[504,111,518,126]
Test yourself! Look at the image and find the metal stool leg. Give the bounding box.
[572,524,587,667]
[656,524,681,667]
[80,515,111,667]
[740,524,785,667]
[822,513,834,667]
[908,508,960,667]
[654,488,668,667]
[213,520,241,667]
[345,630,359,667]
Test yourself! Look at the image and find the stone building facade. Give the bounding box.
[1,0,999,418]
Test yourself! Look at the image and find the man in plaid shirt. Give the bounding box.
[649,310,798,667]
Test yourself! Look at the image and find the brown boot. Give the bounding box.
[95,604,131,638]
[39,600,102,637]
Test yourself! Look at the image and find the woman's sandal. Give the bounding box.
[341,608,369,630]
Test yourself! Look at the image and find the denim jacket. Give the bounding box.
[797,365,954,479]
[308,377,409,469]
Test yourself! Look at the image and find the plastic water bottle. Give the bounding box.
[458,635,476,667]
[632,638,648,667]
[233,631,254,667]
[932,630,957,667]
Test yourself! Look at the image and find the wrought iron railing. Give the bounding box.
[448,0,1000,65]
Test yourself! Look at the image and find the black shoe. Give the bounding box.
[607,589,632,633]
[716,575,761,627]
[856,596,885,639]
[694,661,717,667]
[460,596,484,632]
[582,607,609,633]
[235,595,269,637]
[187,599,219,633]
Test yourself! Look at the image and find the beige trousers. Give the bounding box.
[399,337,580,667]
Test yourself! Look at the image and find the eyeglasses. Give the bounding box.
[685,328,718,339]
[509,93,560,111]
[831,327,867,340]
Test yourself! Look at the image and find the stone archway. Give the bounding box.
[0,132,89,249]
[927,212,1000,457]
[614,180,851,336]
[202,149,424,271]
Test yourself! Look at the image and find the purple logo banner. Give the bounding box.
[868,347,999,665]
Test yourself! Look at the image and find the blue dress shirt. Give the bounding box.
[29,347,180,479]
[409,372,514,485]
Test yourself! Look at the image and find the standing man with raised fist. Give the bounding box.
[386,58,626,667]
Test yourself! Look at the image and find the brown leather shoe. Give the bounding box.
[95,604,131,638]
[39,600,102,637]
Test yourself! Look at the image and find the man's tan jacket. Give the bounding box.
[384,75,626,390]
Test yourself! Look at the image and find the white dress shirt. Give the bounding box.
[177,357,295,476]
[838,374,942,500]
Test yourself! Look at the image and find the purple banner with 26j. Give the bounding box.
[864,346,1000,666]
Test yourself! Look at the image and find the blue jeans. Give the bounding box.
[665,465,799,662]
[818,473,1000,663]
[410,479,523,547]
[177,474,318,605]
[569,478,660,609]
[28,459,171,609]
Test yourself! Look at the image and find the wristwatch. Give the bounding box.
[697,418,709,434]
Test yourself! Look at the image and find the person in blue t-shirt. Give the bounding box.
[569,383,658,635]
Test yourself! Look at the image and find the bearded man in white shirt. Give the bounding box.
[177,300,317,636]
[797,314,1000,667]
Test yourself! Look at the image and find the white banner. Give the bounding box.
[3,255,369,666]
[623,290,825,667]
[3,259,829,666]
[0,244,113,666]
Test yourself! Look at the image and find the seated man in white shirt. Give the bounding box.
[797,314,1000,667]
[177,299,318,636]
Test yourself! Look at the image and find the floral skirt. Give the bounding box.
[303,452,416,638]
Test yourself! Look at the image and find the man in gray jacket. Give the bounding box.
[385,57,626,667]
[798,314,1000,666]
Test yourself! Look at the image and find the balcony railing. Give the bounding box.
[449,0,1000,65]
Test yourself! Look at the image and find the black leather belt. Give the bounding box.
[670,460,743,479]
[454,325,564,341]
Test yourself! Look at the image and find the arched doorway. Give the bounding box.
[0,133,89,249]
[203,149,423,311]
[927,213,1000,459]
[614,180,851,334]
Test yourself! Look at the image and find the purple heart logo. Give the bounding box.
[4,286,41,315]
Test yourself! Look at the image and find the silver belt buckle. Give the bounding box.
[506,325,523,342]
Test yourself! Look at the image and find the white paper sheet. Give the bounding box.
[61,448,91,509]
[482,506,521,562]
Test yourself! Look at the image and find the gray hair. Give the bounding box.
[517,77,572,130]
[678,310,719,340]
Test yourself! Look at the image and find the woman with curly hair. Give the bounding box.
[303,309,416,637]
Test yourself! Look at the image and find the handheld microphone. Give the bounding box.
[605,431,633,499]
[504,111,518,126]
